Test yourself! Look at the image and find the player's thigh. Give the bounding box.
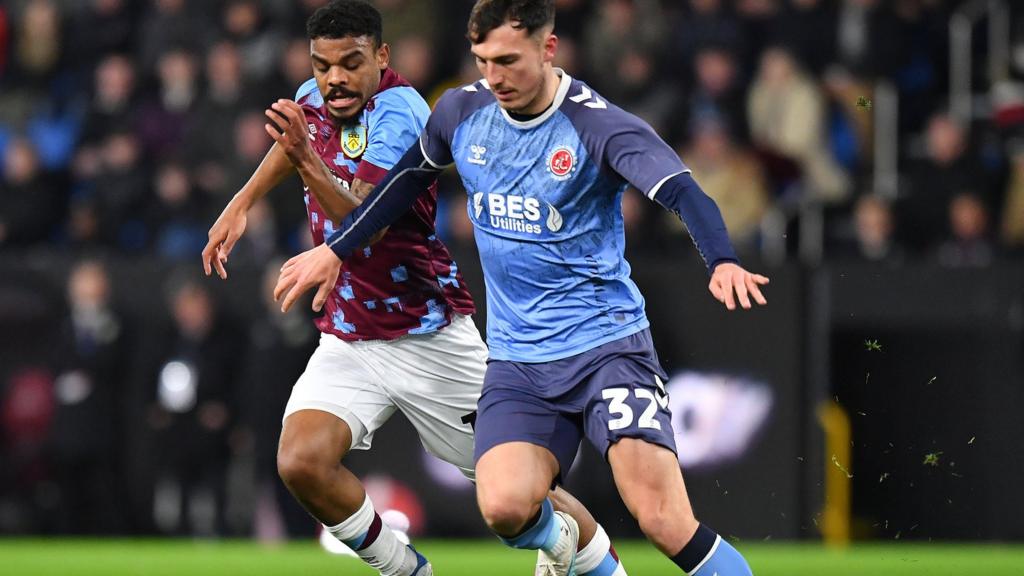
[283,334,397,453]
[374,315,488,478]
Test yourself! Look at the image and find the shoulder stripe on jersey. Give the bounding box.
[296,78,321,105]
[419,138,451,169]
[647,170,690,200]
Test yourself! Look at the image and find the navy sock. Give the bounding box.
[671,524,752,575]
[672,524,718,573]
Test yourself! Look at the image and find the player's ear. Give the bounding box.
[377,42,390,70]
[542,33,558,64]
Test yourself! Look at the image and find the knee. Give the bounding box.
[635,504,698,552]
[477,487,539,535]
[276,442,337,494]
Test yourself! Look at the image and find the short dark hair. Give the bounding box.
[467,0,555,44]
[306,0,382,46]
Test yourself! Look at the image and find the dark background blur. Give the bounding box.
[1,0,1023,543]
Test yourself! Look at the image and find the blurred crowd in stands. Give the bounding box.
[3,0,1024,537]
[3,0,1024,266]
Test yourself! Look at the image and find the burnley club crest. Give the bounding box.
[341,124,367,158]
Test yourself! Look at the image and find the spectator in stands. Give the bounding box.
[847,193,903,265]
[137,49,198,160]
[137,0,211,75]
[9,0,63,93]
[390,34,437,91]
[186,41,246,198]
[676,116,769,252]
[584,0,667,103]
[49,259,127,534]
[902,112,987,253]
[672,44,748,144]
[146,274,243,537]
[0,367,55,533]
[735,0,783,75]
[669,0,743,79]
[147,161,207,260]
[0,137,59,247]
[772,0,837,76]
[0,0,62,130]
[748,45,850,203]
[78,54,138,152]
[375,0,439,55]
[270,37,318,104]
[87,129,148,250]
[220,0,283,83]
[69,0,137,75]
[937,192,994,268]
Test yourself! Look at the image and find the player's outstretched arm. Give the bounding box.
[203,141,294,279]
[653,172,769,310]
[265,99,368,223]
[273,139,441,313]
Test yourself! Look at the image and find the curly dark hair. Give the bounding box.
[306,0,383,46]
[467,0,555,44]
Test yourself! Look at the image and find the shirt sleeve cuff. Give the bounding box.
[354,160,388,185]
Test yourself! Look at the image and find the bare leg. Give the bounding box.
[277,409,425,575]
[475,441,559,536]
[607,438,698,555]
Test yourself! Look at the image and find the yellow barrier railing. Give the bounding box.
[818,401,851,547]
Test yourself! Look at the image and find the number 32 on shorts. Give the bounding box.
[602,385,668,431]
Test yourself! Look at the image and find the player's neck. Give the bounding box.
[516,66,560,116]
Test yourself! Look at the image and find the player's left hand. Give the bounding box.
[709,262,769,311]
[265,99,314,167]
[274,243,341,313]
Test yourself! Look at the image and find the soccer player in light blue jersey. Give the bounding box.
[274,1,767,575]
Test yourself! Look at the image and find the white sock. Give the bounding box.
[324,495,420,576]
[576,524,627,576]
[546,513,576,557]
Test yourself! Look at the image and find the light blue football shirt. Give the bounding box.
[420,71,689,362]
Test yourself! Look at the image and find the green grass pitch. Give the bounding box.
[1,539,1022,575]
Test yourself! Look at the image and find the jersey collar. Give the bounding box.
[492,68,572,130]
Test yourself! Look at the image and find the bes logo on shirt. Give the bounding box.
[472,192,564,234]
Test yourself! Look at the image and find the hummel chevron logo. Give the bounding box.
[568,86,606,109]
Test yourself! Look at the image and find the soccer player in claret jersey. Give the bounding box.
[274,1,768,575]
[203,2,626,576]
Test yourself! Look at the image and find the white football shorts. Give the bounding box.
[283,314,487,479]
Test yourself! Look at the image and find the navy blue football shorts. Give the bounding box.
[473,328,676,482]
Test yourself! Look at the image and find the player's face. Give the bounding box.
[310,36,390,123]
[472,23,557,114]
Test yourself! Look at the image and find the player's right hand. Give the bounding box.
[265,99,313,167]
[202,205,247,279]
